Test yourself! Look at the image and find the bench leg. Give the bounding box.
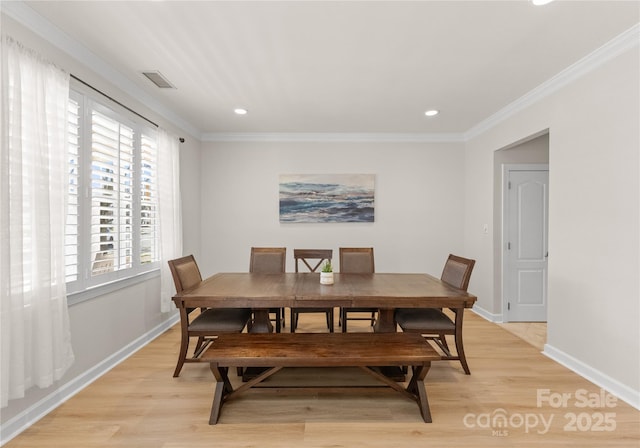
[229,366,283,399]
[415,381,432,422]
[209,381,224,425]
[407,362,432,423]
[209,364,227,425]
[358,366,415,401]
[210,364,233,394]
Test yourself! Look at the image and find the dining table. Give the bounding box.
[172,272,477,333]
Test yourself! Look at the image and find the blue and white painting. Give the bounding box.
[279,174,375,223]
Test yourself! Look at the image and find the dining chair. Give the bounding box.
[290,249,334,332]
[339,247,377,332]
[249,247,287,332]
[168,255,252,377]
[394,254,476,374]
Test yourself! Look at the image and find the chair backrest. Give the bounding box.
[440,254,475,291]
[294,249,333,272]
[167,254,203,293]
[339,247,375,273]
[249,247,286,273]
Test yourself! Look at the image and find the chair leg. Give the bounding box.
[439,334,450,351]
[453,308,470,375]
[326,310,334,332]
[455,336,470,374]
[194,336,205,354]
[275,309,281,333]
[341,309,348,333]
[454,331,470,375]
[291,310,297,333]
[173,335,190,377]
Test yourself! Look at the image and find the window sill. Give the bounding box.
[67,269,160,306]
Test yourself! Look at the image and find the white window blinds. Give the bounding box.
[65,84,160,295]
[140,133,159,265]
[65,97,80,283]
[90,110,134,276]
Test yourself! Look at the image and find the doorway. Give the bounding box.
[502,164,549,322]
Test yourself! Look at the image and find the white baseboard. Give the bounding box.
[0,314,179,446]
[471,304,503,322]
[543,343,640,410]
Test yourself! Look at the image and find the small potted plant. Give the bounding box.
[320,260,334,285]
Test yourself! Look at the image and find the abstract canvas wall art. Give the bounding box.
[279,174,375,223]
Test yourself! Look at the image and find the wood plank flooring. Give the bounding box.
[498,321,547,351]
[5,310,639,447]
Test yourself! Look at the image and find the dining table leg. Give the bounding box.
[373,307,404,381]
[243,309,274,381]
[250,308,273,333]
[374,308,397,333]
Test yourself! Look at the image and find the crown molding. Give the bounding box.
[2,1,201,139]
[465,23,640,141]
[200,132,465,143]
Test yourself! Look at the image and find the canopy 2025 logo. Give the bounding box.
[463,388,617,436]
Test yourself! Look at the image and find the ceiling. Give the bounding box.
[18,1,640,137]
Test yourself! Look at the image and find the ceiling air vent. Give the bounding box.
[142,71,175,89]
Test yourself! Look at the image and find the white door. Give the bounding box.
[504,165,549,322]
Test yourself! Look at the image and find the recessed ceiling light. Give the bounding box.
[234,108,248,115]
[531,0,554,5]
[424,110,439,117]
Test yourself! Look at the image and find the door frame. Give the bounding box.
[501,163,549,322]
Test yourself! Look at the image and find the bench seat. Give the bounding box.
[200,332,440,424]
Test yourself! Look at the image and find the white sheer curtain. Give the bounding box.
[0,37,75,408]
[158,129,183,313]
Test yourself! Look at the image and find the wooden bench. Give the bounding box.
[200,332,440,424]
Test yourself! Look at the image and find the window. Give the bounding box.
[66,84,160,295]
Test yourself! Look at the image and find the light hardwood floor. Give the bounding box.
[5,311,639,447]
[498,321,547,351]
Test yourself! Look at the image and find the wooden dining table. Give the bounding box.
[172,272,477,333]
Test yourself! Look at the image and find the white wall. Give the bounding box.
[198,141,466,277]
[465,47,639,404]
[180,141,203,259]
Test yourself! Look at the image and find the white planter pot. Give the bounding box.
[320,272,334,285]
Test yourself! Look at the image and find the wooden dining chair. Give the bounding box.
[339,247,377,332]
[168,255,252,377]
[394,254,476,374]
[290,249,334,332]
[249,247,287,332]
